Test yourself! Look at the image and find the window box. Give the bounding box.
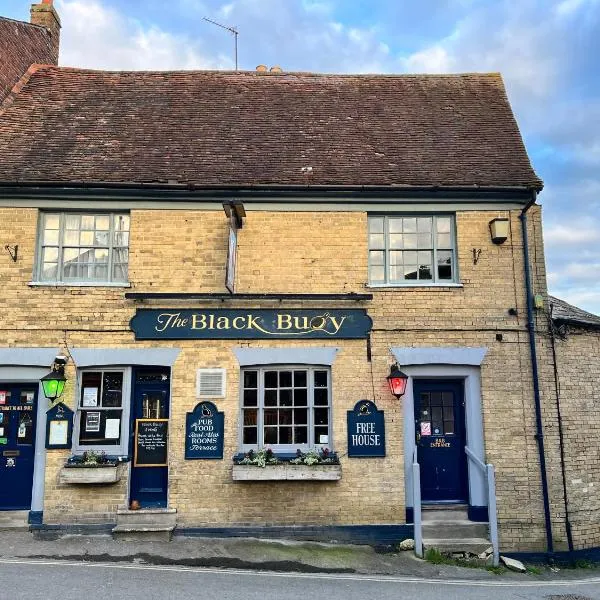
[232,463,342,481]
[59,463,121,484]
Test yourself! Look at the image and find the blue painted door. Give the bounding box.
[129,369,170,508]
[414,380,467,503]
[0,384,38,510]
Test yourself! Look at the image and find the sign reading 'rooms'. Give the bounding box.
[130,309,372,340]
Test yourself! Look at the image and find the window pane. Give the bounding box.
[265,371,278,388]
[79,231,94,245]
[438,250,453,280]
[280,371,292,387]
[244,389,258,407]
[437,217,451,233]
[115,214,130,231]
[294,389,307,406]
[417,217,432,232]
[315,427,328,444]
[42,263,57,280]
[294,427,308,444]
[419,264,432,280]
[96,215,110,230]
[403,218,417,233]
[444,420,455,435]
[94,231,109,246]
[293,371,307,387]
[314,408,329,426]
[78,409,121,446]
[314,388,328,406]
[81,215,95,230]
[244,371,258,388]
[417,232,432,247]
[437,233,451,248]
[369,233,385,249]
[388,218,403,233]
[294,408,308,424]
[43,229,59,245]
[389,233,403,249]
[102,372,123,407]
[369,251,384,266]
[65,215,80,229]
[279,427,292,444]
[404,265,418,280]
[44,214,60,229]
[403,233,417,249]
[243,409,257,426]
[43,247,59,262]
[243,427,257,444]
[280,389,292,406]
[264,390,276,406]
[279,409,293,425]
[64,230,79,245]
[114,231,130,247]
[112,263,128,282]
[264,427,277,444]
[369,217,384,233]
[315,371,328,387]
[370,266,384,283]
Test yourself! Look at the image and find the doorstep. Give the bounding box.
[113,507,177,541]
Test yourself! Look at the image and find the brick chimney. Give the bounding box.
[30,0,61,64]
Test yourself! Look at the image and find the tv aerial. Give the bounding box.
[203,17,239,71]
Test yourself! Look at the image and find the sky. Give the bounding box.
[3,0,600,314]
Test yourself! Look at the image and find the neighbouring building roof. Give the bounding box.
[0,16,57,104]
[549,296,600,330]
[0,69,542,190]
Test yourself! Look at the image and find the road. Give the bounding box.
[1,558,599,600]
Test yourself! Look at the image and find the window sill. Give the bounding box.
[29,281,131,288]
[232,463,342,481]
[59,464,121,484]
[366,282,463,289]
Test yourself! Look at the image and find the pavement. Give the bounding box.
[1,530,600,584]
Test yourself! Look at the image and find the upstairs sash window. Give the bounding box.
[37,212,130,284]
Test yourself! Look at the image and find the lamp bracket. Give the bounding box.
[4,244,18,262]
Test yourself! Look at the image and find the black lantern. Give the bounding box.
[386,364,408,399]
[41,356,68,401]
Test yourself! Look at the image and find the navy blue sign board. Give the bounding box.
[130,309,372,340]
[185,402,224,459]
[347,400,386,457]
[45,402,74,450]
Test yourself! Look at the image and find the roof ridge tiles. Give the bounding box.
[0,15,49,31]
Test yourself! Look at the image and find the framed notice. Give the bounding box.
[85,412,101,432]
[82,387,98,407]
[45,402,74,450]
[134,419,168,467]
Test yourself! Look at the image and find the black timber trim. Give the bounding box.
[0,182,536,202]
[126,292,373,302]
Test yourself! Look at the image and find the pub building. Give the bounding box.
[1,0,600,563]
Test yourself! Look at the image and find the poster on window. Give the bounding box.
[420,422,431,436]
[85,412,101,432]
[0,391,6,405]
[82,387,98,407]
[105,418,120,439]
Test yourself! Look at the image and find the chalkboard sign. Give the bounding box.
[185,402,224,459]
[134,419,168,467]
[347,400,386,457]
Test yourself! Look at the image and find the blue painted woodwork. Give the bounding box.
[130,309,372,340]
[185,402,224,459]
[347,400,385,457]
[129,369,170,508]
[413,379,467,503]
[0,384,38,510]
[45,402,74,450]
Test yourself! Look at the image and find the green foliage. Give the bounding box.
[290,448,339,466]
[237,448,281,468]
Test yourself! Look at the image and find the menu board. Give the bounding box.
[134,419,168,467]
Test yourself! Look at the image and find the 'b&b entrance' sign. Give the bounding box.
[130,309,372,340]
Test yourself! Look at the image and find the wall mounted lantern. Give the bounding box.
[386,364,408,399]
[489,217,510,245]
[41,355,68,402]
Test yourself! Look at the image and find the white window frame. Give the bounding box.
[33,211,130,286]
[239,365,332,454]
[368,214,459,287]
[72,367,132,456]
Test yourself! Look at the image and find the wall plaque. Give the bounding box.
[130,309,372,340]
[45,402,74,450]
[347,400,386,457]
[185,401,224,459]
[134,419,168,467]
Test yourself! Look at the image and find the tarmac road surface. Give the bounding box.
[1,558,600,600]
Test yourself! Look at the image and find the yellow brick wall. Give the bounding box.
[0,204,577,551]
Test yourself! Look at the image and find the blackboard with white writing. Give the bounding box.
[347,400,386,457]
[134,419,168,466]
[185,402,224,459]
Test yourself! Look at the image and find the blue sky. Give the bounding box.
[4,0,600,314]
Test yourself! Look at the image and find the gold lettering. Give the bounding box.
[216,316,230,329]
[232,316,246,329]
[328,316,346,334]
[293,317,310,330]
[209,314,215,329]
[155,312,180,333]
[191,314,208,329]
[277,314,293,329]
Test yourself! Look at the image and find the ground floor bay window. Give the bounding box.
[240,366,331,454]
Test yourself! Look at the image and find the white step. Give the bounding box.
[116,508,176,528]
[423,538,491,555]
[112,524,174,542]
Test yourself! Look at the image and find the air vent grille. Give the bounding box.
[196,369,226,398]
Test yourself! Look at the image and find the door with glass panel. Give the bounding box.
[413,379,467,503]
[0,385,38,510]
[129,368,170,508]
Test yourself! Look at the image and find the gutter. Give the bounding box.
[520,192,554,557]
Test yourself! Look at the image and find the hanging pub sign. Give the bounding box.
[185,401,224,459]
[225,216,238,294]
[134,419,168,467]
[130,309,372,340]
[347,400,386,457]
[45,402,74,450]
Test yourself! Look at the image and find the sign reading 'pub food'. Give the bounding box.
[130,309,372,340]
[185,402,224,459]
[347,400,386,457]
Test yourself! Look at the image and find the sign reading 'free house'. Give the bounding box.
[130,309,372,339]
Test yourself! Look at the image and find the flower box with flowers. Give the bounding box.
[232,448,342,481]
[59,451,121,484]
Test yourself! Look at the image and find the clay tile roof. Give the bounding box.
[0,68,543,189]
[0,17,57,104]
[550,296,600,329]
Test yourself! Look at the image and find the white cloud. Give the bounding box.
[544,223,600,246]
[56,0,227,70]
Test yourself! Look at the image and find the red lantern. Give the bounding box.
[387,364,408,399]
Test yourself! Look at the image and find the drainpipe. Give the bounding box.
[520,191,554,557]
